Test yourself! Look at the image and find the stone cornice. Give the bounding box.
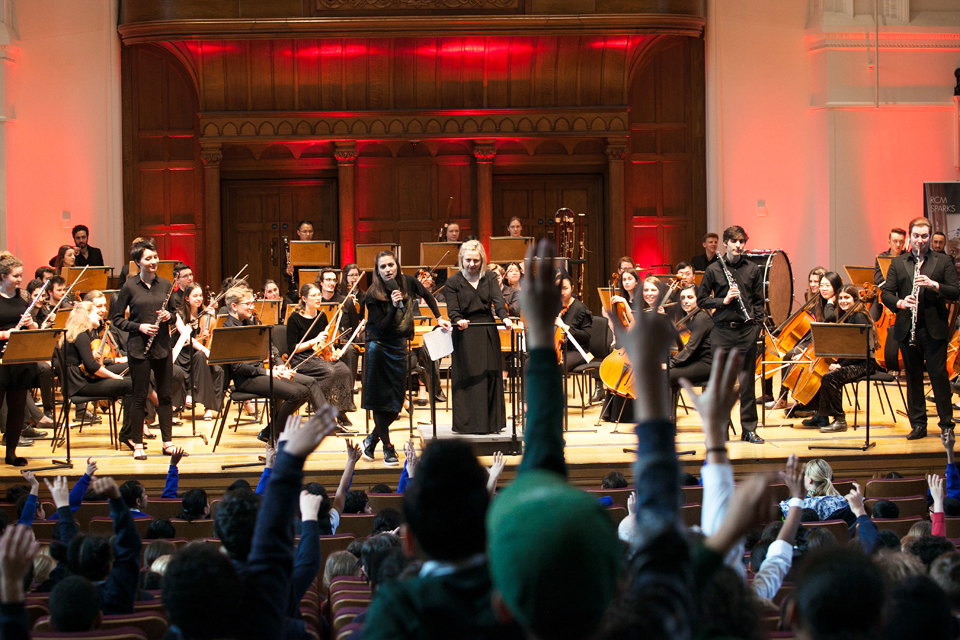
[806,29,960,52]
[198,108,629,142]
[119,14,704,44]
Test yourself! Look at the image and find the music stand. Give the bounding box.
[253,299,283,326]
[290,241,335,267]
[844,266,875,288]
[207,324,275,468]
[63,267,111,293]
[876,256,893,282]
[489,237,533,264]
[4,329,69,469]
[807,322,877,452]
[357,244,400,271]
[420,243,461,268]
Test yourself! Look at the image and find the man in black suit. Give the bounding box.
[881,217,960,440]
[690,232,719,272]
[72,225,105,267]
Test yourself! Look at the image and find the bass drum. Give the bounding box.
[742,250,793,327]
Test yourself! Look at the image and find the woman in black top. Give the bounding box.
[286,283,355,425]
[556,272,592,373]
[0,253,39,466]
[500,262,522,317]
[446,240,512,434]
[173,283,224,421]
[361,251,450,464]
[110,239,178,459]
[668,285,713,417]
[62,302,134,452]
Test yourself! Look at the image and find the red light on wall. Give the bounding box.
[590,37,630,49]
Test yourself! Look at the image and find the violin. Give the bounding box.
[91,321,119,364]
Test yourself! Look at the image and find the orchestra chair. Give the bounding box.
[864,495,928,519]
[365,494,403,515]
[211,386,269,452]
[864,477,927,498]
[569,317,612,417]
[35,612,167,640]
[681,485,703,505]
[680,504,701,528]
[846,371,905,428]
[53,393,120,452]
[871,516,923,538]
[802,520,849,543]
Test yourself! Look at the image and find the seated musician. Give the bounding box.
[556,272,592,372]
[640,275,664,313]
[173,283,225,422]
[260,279,287,323]
[224,282,328,443]
[285,281,356,427]
[338,264,365,392]
[34,276,68,326]
[502,262,522,317]
[612,268,640,309]
[318,268,362,389]
[809,284,877,434]
[669,284,712,416]
[61,301,133,446]
[676,262,696,288]
[417,268,445,304]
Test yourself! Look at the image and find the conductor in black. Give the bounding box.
[881,216,960,440]
[697,225,766,444]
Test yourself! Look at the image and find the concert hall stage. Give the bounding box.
[0,380,950,495]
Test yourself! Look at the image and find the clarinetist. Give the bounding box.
[881,216,959,441]
[696,225,766,444]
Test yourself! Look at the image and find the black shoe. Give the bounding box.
[820,418,848,433]
[4,456,27,467]
[434,390,447,403]
[337,412,353,427]
[741,430,764,444]
[590,388,606,404]
[801,416,829,428]
[362,435,376,461]
[257,428,271,444]
[906,425,928,440]
[21,427,48,439]
[1,437,33,447]
[42,410,53,420]
[756,395,775,405]
[383,445,399,467]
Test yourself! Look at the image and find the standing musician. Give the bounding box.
[697,225,766,444]
[691,232,719,272]
[286,281,356,426]
[881,217,960,440]
[173,283,225,422]
[446,240,512,434]
[110,239,180,460]
[872,227,906,321]
[556,271,592,373]
[670,284,712,415]
[284,219,315,302]
[62,301,133,446]
[809,285,877,434]
[224,282,327,443]
[0,253,40,466]
[361,250,450,465]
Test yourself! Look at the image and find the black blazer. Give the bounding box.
[881,250,960,341]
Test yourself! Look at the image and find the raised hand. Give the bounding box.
[345,439,362,465]
[169,447,186,467]
[91,477,121,501]
[680,348,744,446]
[518,239,562,350]
[299,490,323,522]
[782,454,804,500]
[627,491,637,515]
[43,477,70,510]
[844,482,866,518]
[943,429,956,465]
[0,525,38,604]
[928,473,946,514]
[85,457,98,477]
[486,452,505,497]
[404,440,419,478]
[264,442,277,469]
[706,473,774,555]
[284,405,338,459]
[21,471,39,496]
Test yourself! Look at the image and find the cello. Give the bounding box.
[756,294,819,379]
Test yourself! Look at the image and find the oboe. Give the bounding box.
[143,285,176,355]
[908,250,923,346]
[0,280,51,356]
[716,253,752,322]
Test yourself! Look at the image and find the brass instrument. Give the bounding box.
[909,250,923,346]
[716,253,752,322]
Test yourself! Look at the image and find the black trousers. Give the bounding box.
[36,361,54,413]
[122,356,173,445]
[670,359,712,422]
[0,390,27,459]
[817,362,874,418]
[369,410,398,451]
[710,324,760,431]
[234,373,325,435]
[340,345,360,383]
[901,325,952,430]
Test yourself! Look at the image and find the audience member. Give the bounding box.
[322,550,360,594]
[601,471,628,489]
[344,489,371,514]
[145,519,177,540]
[49,575,101,632]
[371,508,402,535]
[930,552,960,615]
[779,459,846,521]
[882,575,955,640]
[179,488,209,521]
[904,535,955,571]
[875,550,925,584]
[871,499,900,519]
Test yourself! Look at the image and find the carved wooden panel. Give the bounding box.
[221,180,338,294]
[121,44,204,279]
[625,35,705,271]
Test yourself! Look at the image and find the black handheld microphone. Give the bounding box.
[386,278,404,311]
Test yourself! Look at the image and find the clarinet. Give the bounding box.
[0,280,52,356]
[908,250,923,346]
[716,253,752,322]
[143,284,176,356]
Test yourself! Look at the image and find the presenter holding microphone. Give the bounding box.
[444,240,513,434]
[361,250,450,466]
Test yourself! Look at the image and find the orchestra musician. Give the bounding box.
[417,268,445,304]
[691,232,719,272]
[616,256,635,275]
[613,268,639,309]
[52,245,76,273]
[173,283,225,422]
[71,225,105,267]
[881,217,960,440]
[556,271,592,373]
[61,301,133,444]
[261,279,287,321]
[288,279,356,426]
[0,252,39,466]
[669,284,712,415]
[361,250,450,465]
[224,282,327,444]
[110,239,178,460]
[933,231,948,254]
[337,264,365,391]
[640,276,666,314]
[872,227,906,322]
[808,285,877,434]
[444,223,461,243]
[284,219,315,302]
[170,263,194,311]
[697,225,766,444]
[502,262,522,317]
[806,267,827,301]
[507,217,523,237]
[446,240,512,434]
[676,262,696,287]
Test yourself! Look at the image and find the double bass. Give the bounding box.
[599,295,635,399]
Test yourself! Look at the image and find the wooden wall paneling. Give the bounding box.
[296,39,321,110]
[600,36,628,106]
[485,37,510,108]
[439,38,463,109]
[554,37,579,107]
[250,40,274,110]
[199,42,223,111]
[414,38,438,109]
[508,37,532,107]
[462,36,486,108]
[320,40,345,110]
[392,38,416,110]
[368,38,391,110]
[223,42,249,110]
[345,39,369,111]
[274,40,296,109]
[577,37,604,107]
[532,37,556,107]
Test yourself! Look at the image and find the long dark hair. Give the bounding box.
[619,268,640,302]
[814,271,844,322]
[339,263,360,296]
[367,251,404,303]
[178,283,204,323]
[53,245,74,272]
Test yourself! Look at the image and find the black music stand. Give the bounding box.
[421,326,452,442]
[807,322,876,452]
[207,324,274,469]
[4,329,69,470]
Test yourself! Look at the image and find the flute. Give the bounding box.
[0,280,51,355]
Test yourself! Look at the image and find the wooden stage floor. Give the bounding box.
[0,379,953,493]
